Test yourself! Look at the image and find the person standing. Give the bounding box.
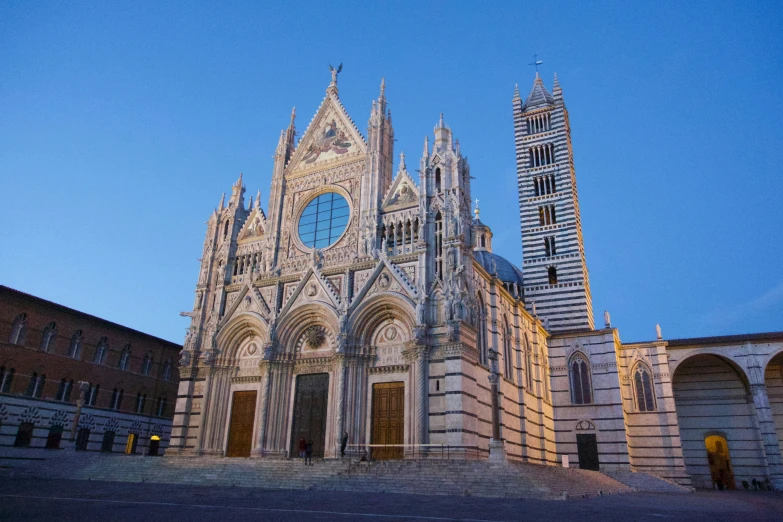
[340,432,349,458]
[305,440,313,466]
[298,437,307,461]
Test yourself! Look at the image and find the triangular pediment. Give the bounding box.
[279,267,342,319]
[218,283,271,329]
[287,92,367,174]
[350,256,418,313]
[382,165,420,211]
[237,207,267,243]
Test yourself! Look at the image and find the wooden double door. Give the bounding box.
[371,382,405,460]
[290,373,330,458]
[226,390,257,457]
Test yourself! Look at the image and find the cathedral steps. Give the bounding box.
[1,452,636,500]
[603,470,694,493]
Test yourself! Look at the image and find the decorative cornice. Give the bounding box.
[369,364,410,374]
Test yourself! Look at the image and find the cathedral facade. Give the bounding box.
[170,70,783,490]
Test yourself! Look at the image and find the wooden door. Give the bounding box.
[576,433,599,470]
[371,382,405,460]
[226,390,257,457]
[290,373,329,458]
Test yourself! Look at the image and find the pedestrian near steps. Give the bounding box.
[341,432,349,458]
[299,437,307,460]
[305,440,313,466]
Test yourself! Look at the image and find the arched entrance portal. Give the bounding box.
[705,434,734,489]
[290,373,329,458]
[672,354,765,489]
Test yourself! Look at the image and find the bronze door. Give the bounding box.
[290,373,329,458]
[226,390,257,457]
[371,382,405,460]
[576,433,600,471]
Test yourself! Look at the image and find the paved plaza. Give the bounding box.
[0,478,781,521]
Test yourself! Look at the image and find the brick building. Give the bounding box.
[0,285,181,455]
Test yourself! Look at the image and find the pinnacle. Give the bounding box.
[290,106,296,126]
[399,151,407,171]
[380,77,385,98]
[513,83,521,100]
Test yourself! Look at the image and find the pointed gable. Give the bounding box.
[382,153,420,211]
[286,90,367,174]
[521,74,554,111]
[237,207,267,243]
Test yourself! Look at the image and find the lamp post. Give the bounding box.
[487,349,507,463]
[70,381,91,448]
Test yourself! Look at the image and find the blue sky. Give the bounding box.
[1,1,781,344]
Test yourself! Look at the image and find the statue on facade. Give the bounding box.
[604,310,611,328]
[656,323,662,340]
[415,296,427,325]
[178,347,192,367]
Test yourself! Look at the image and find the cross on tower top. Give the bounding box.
[528,54,543,73]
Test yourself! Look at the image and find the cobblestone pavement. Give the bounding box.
[0,478,781,521]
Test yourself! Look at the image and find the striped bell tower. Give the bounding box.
[513,73,594,332]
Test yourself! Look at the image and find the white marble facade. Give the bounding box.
[169,72,783,490]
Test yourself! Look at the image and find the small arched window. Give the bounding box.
[56,378,74,401]
[634,365,656,412]
[156,395,167,417]
[223,219,230,240]
[86,383,100,406]
[135,392,147,413]
[161,358,173,381]
[26,372,46,398]
[524,336,533,390]
[9,313,27,345]
[548,266,558,285]
[94,336,108,364]
[110,388,124,410]
[141,352,153,376]
[0,366,15,393]
[118,344,131,371]
[25,372,38,396]
[435,168,442,192]
[40,322,57,352]
[69,330,83,359]
[503,318,513,380]
[569,353,593,404]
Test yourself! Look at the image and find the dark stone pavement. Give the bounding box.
[0,478,782,521]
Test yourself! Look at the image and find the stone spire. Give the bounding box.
[513,83,521,100]
[254,189,261,210]
[423,135,429,157]
[218,193,225,211]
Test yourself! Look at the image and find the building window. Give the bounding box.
[94,336,108,364]
[529,143,556,168]
[527,112,551,135]
[435,212,443,281]
[477,294,488,365]
[40,321,57,352]
[548,266,558,285]
[9,313,27,345]
[634,365,656,412]
[161,358,173,381]
[569,353,593,404]
[435,167,442,192]
[156,396,167,417]
[56,379,74,402]
[503,319,513,380]
[14,422,34,447]
[26,372,46,397]
[68,330,83,359]
[538,204,556,226]
[110,388,124,410]
[223,219,230,240]
[543,236,556,257]
[0,366,15,393]
[141,352,153,376]
[135,392,147,414]
[86,383,100,406]
[118,345,131,370]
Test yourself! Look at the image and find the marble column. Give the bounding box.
[416,347,428,446]
[251,362,271,457]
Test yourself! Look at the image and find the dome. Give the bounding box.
[474,250,524,287]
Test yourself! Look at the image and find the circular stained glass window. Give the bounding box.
[297,192,350,249]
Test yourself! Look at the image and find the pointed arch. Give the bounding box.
[215,312,268,364]
[632,362,656,412]
[40,321,57,352]
[9,313,27,345]
[350,293,416,347]
[569,352,593,404]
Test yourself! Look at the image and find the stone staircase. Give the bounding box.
[0,452,637,500]
[604,470,694,493]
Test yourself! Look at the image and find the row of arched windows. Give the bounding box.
[529,143,556,167]
[232,252,262,278]
[532,174,556,196]
[381,217,421,257]
[7,313,172,380]
[538,204,557,226]
[543,236,557,257]
[527,113,551,135]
